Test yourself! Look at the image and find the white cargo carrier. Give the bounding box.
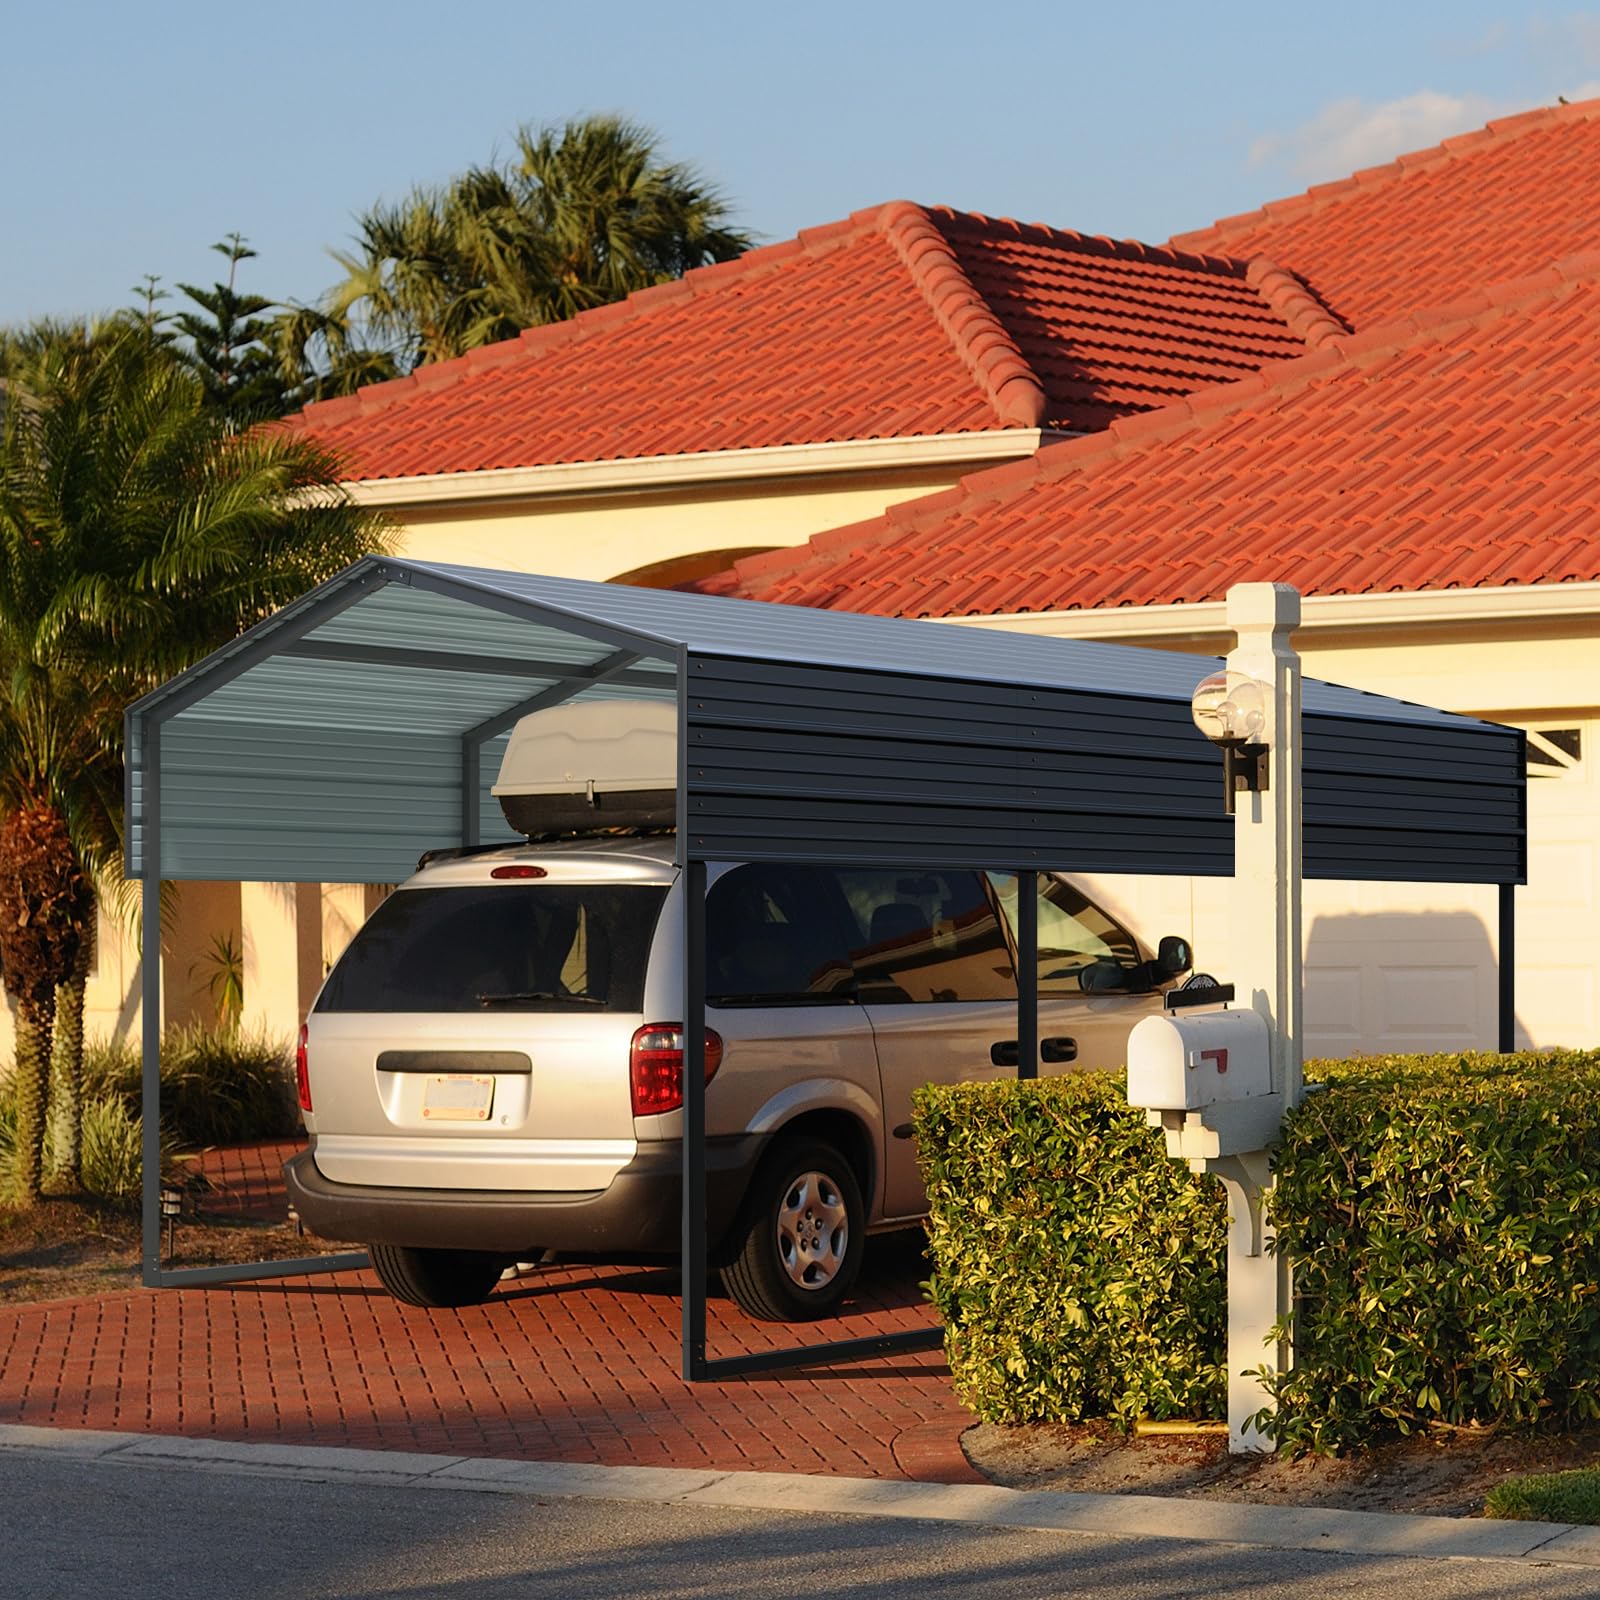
[493,700,677,836]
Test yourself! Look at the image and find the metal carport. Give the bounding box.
[126,556,1526,1379]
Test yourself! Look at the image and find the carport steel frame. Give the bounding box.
[126,557,1526,1383]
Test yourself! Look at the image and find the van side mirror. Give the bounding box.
[1155,936,1193,980]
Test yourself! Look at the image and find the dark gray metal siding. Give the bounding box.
[1302,717,1526,884]
[683,655,1232,874]
[682,655,1528,883]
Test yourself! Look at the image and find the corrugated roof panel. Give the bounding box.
[303,580,658,668]
[180,656,568,733]
[407,561,1487,732]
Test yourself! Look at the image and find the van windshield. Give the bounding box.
[316,884,667,1013]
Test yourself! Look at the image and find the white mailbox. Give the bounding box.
[1126,1008,1272,1110]
[1127,1005,1283,1170]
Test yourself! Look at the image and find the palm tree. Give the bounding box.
[0,321,389,1203]
[276,115,751,380]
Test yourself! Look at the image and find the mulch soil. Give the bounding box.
[966,1417,1600,1519]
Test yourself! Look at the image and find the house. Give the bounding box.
[699,100,1600,1054]
[32,99,1598,1061]
[284,200,1316,587]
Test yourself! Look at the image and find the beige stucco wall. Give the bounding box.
[383,465,976,582]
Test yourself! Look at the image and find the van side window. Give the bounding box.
[987,872,1141,995]
[837,869,1016,1004]
[705,865,858,1004]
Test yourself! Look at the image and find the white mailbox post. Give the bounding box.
[1127,582,1303,1453]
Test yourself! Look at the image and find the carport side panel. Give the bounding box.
[680,654,1233,877]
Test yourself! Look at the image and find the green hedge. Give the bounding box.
[914,1072,1227,1425]
[914,1049,1600,1449]
[1264,1048,1600,1452]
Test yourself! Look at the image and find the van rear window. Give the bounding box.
[315,884,667,1013]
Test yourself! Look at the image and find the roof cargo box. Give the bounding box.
[493,701,676,836]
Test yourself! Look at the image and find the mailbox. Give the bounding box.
[1127,1005,1283,1169]
[1126,1008,1272,1110]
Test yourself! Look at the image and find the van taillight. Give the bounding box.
[629,1024,724,1117]
[295,1023,312,1113]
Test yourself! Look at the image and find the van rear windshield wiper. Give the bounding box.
[477,991,606,1007]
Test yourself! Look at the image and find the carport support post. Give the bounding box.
[139,719,163,1286]
[1016,870,1038,1079]
[1219,582,1303,1452]
[1498,882,1516,1052]
[681,857,708,1380]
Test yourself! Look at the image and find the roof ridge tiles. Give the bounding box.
[1245,258,1350,347]
[1172,95,1600,251]
[880,202,1049,428]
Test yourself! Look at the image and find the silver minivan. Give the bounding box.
[286,837,1192,1320]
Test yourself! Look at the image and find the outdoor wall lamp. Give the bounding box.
[1191,670,1271,814]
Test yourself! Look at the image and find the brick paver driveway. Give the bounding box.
[0,1235,976,1481]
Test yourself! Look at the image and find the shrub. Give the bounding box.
[152,1023,300,1146]
[1261,1048,1600,1453]
[78,1095,143,1202]
[914,1072,1227,1426]
[75,1024,298,1148]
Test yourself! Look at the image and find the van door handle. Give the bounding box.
[992,1037,1076,1067]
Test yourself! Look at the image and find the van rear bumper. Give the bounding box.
[284,1136,767,1259]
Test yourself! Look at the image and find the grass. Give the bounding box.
[1485,1467,1600,1524]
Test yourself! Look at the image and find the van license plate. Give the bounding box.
[422,1074,495,1121]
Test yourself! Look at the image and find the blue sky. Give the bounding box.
[5,2,1600,325]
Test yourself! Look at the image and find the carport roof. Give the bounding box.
[125,557,1525,886]
[130,556,1489,722]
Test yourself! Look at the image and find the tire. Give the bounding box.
[368,1243,505,1308]
[722,1138,865,1322]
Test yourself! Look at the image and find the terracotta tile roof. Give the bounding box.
[702,255,1600,615]
[1171,98,1600,331]
[287,203,1310,480]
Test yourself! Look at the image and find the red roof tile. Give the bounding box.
[1172,98,1600,330]
[287,203,1310,480]
[703,255,1600,615]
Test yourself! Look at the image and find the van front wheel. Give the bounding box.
[368,1243,504,1308]
[722,1138,865,1321]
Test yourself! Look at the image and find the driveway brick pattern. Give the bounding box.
[0,1242,977,1481]
[189,1140,303,1220]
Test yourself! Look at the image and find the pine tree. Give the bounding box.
[174,235,287,421]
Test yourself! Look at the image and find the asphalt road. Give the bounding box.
[3,1453,1596,1600]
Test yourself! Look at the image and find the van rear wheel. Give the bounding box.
[368,1243,504,1308]
[722,1138,865,1322]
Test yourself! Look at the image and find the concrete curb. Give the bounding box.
[3,1423,1597,1567]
